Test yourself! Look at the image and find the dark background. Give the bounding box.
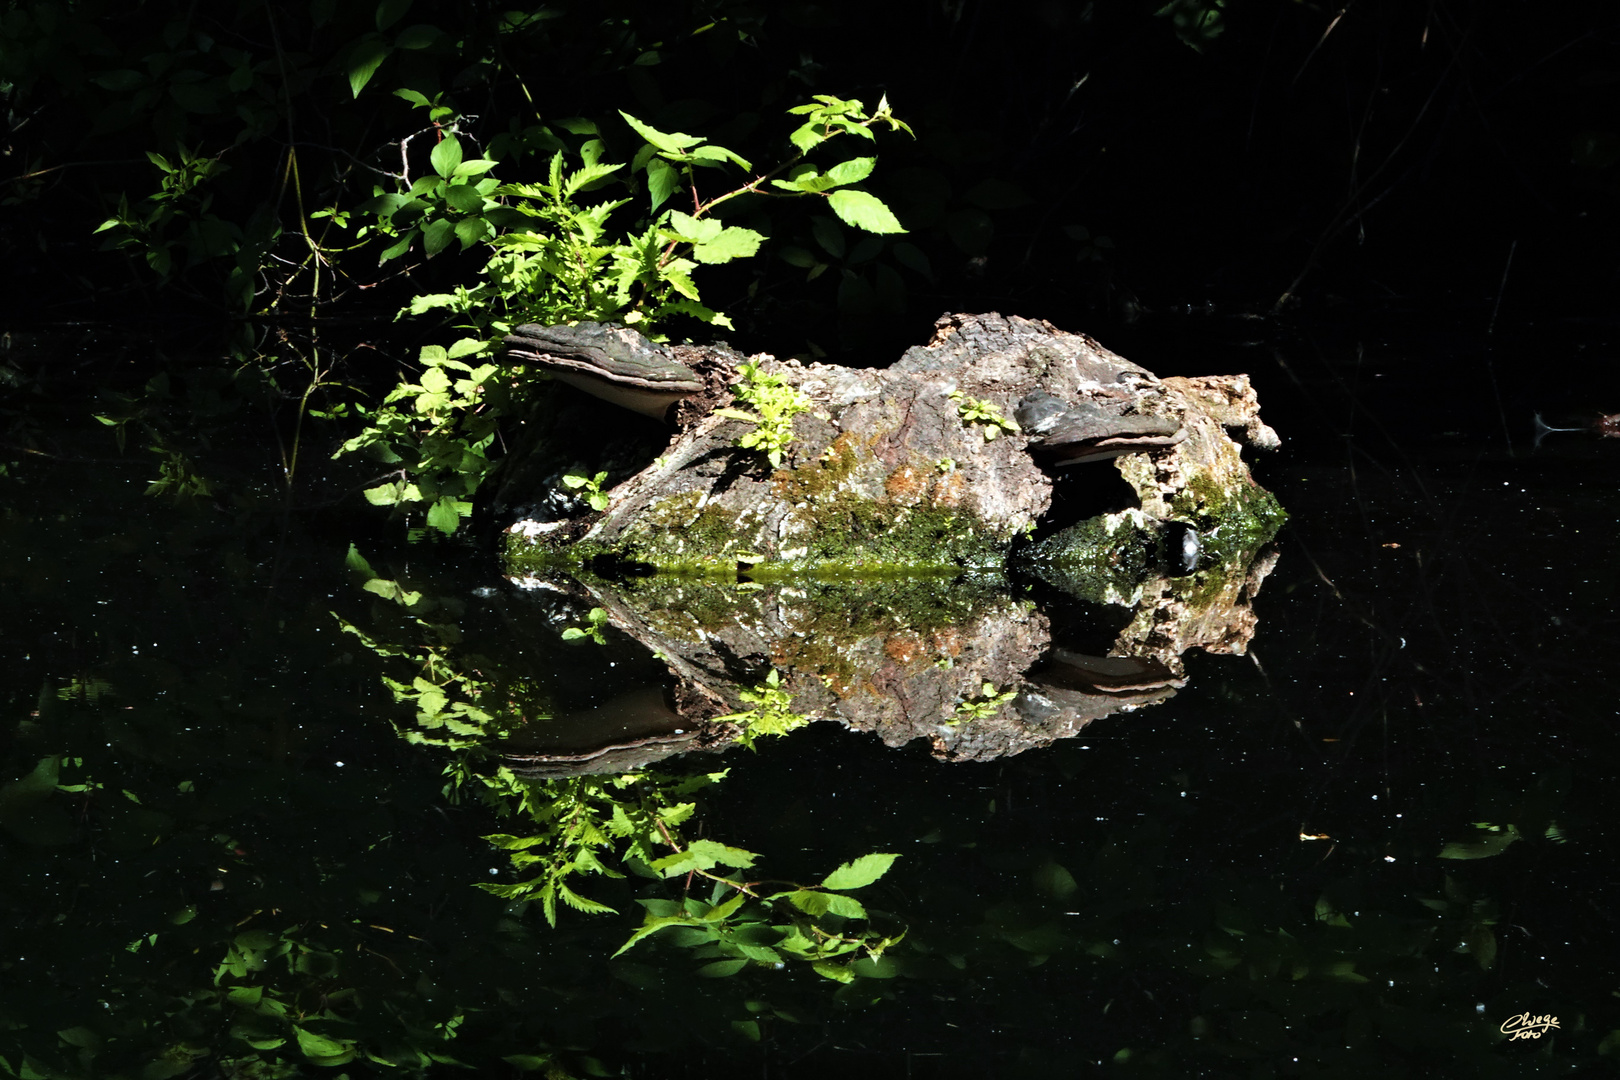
[4,0,1617,356]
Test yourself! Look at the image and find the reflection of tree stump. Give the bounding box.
[503,538,1276,769]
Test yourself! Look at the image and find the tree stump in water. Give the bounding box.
[504,311,1282,578]
[495,313,1286,771]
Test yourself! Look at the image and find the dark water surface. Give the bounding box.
[3,315,1618,1078]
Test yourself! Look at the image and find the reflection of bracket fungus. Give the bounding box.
[495,313,1285,769]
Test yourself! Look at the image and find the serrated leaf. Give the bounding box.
[823,893,868,919]
[646,158,680,213]
[821,852,898,890]
[430,136,463,179]
[557,884,617,915]
[663,269,700,301]
[786,890,834,917]
[811,960,854,982]
[697,958,748,977]
[363,483,402,506]
[687,144,752,169]
[620,112,704,153]
[828,189,905,235]
[789,121,826,153]
[425,496,468,534]
[564,161,624,198]
[650,838,758,878]
[824,157,876,186]
[665,210,722,243]
[691,226,765,264]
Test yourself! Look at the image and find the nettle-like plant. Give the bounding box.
[338,94,911,535]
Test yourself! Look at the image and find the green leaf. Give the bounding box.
[810,216,845,258]
[891,241,933,280]
[422,218,456,257]
[785,890,833,917]
[363,483,400,506]
[557,884,618,915]
[824,157,876,186]
[375,0,412,31]
[1465,923,1498,969]
[347,38,391,98]
[650,838,759,878]
[379,228,418,261]
[614,915,701,956]
[394,23,439,48]
[502,1055,553,1071]
[426,496,470,534]
[828,190,905,234]
[697,959,748,977]
[1033,860,1078,901]
[811,960,854,982]
[453,217,490,248]
[442,184,483,213]
[823,892,868,919]
[778,245,817,268]
[294,1026,352,1059]
[620,112,705,153]
[345,544,377,579]
[789,121,827,153]
[688,144,752,170]
[564,162,624,197]
[430,136,463,179]
[691,225,765,265]
[821,852,898,890]
[1438,830,1520,859]
[665,210,722,243]
[647,159,680,213]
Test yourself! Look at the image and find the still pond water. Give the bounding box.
[2,315,1617,1078]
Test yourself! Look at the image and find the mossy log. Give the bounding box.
[504,312,1281,577]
